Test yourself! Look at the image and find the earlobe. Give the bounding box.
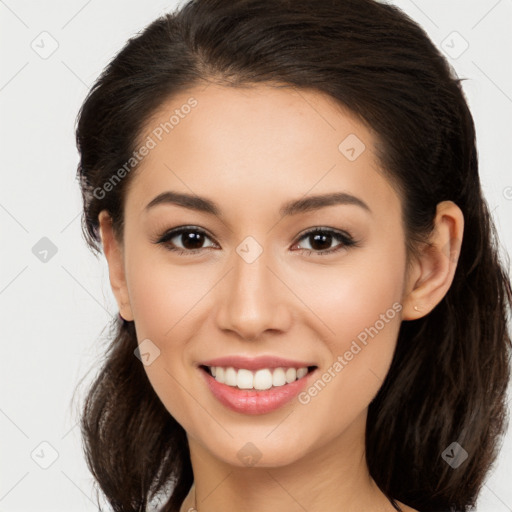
[402,201,464,321]
[98,210,134,321]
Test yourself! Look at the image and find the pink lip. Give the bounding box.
[199,366,317,415]
[198,355,316,371]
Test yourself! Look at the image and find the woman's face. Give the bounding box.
[108,83,411,467]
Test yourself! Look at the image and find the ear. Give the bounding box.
[98,210,134,321]
[401,200,464,320]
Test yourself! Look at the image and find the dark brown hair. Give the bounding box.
[74,1,512,511]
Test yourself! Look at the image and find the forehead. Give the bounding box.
[139,82,371,159]
[125,83,400,221]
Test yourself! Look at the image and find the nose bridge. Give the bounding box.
[231,235,275,310]
[216,234,291,339]
[233,241,270,298]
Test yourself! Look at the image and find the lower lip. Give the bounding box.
[199,367,317,415]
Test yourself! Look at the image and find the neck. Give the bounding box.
[179,410,401,512]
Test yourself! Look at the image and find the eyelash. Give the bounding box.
[153,225,359,257]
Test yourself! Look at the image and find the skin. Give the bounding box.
[98,83,464,512]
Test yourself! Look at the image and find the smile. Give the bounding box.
[199,364,318,415]
[202,365,316,390]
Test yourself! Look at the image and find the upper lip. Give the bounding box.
[199,355,317,371]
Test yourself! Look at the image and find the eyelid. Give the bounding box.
[292,227,358,253]
[152,225,217,246]
[153,225,359,255]
[296,226,353,241]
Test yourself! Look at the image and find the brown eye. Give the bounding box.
[155,226,217,254]
[177,230,207,250]
[154,226,358,257]
[293,228,357,256]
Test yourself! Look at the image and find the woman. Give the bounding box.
[75,0,512,511]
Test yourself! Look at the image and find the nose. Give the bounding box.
[215,247,293,341]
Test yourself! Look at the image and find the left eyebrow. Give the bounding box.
[279,191,371,216]
[144,190,371,216]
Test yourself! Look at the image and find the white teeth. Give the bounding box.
[272,368,286,387]
[237,369,254,389]
[297,367,308,379]
[285,367,296,383]
[253,369,273,390]
[209,365,311,390]
[224,367,237,386]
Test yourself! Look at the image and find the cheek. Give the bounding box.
[297,240,405,347]
[295,239,405,405]
[124,249,211,429]
[125,244,215,341]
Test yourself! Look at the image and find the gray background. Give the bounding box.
[1,0,511,510]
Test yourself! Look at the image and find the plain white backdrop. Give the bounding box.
[1,0,511,510]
